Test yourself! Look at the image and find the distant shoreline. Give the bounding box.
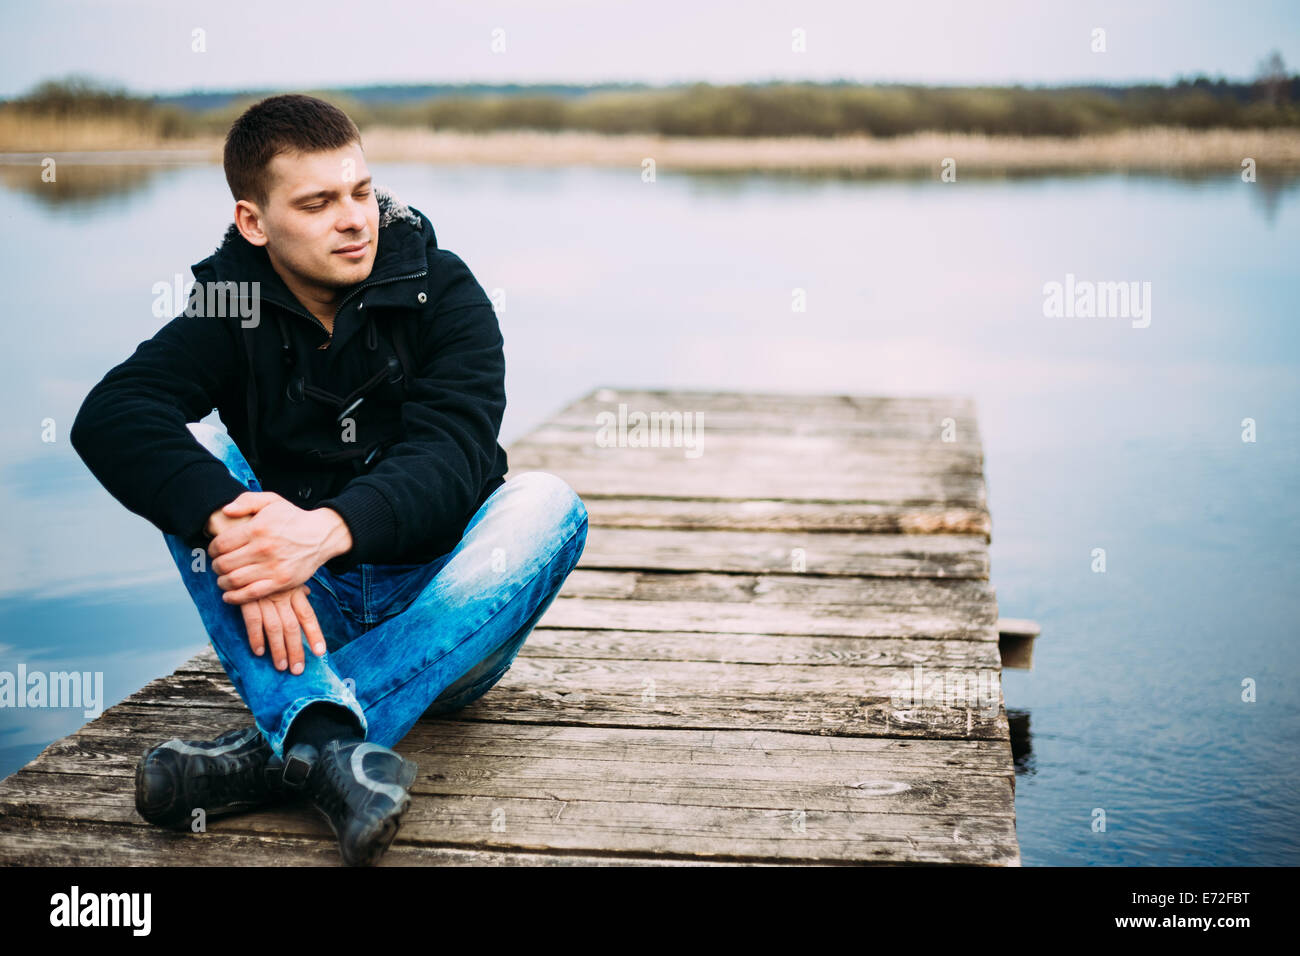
[3,125,1300,172]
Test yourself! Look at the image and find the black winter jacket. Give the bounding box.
[70,186,508,574]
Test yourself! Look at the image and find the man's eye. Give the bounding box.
[303,203,326,211]
[355,189,371,198]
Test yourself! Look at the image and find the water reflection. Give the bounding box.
[5,155,1299,220]
[1008,707,1035,775]
[0,156,205,208]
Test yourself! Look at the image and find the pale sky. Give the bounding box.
[2,0,1297,98]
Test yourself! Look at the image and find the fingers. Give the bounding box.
[240,600,266,658]
[271,592,304,674]
[221,491,280,518]
[214,551,288,591]
[209,517,254,560]
[209,491,285,557]
[240,585,323,676]
[221,569,292,605]
[260,594,287,672]
[291,587,327,657]
[210,538,268,577]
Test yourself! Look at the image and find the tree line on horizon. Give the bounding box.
[4,70,1297,140]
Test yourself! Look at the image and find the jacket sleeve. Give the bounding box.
[69,310,252,548]
[317,254,505,573]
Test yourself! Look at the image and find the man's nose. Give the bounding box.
[336,196,367,234]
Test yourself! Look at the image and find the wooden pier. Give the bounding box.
[0,388,1018,865]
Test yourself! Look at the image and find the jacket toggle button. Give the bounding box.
[417,292,427,303]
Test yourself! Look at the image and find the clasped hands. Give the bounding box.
[205,491,353,676]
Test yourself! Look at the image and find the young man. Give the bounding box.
[69,94,589,866]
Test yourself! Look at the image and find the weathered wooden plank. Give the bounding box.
[109,652,1009,740]
[559,570,996,606]
[44,710,1017,779]
[544,412,981,441]
[512,428,985,473]
[0,787,1017,864]
[506,440,987,472]
[404,657,1009,738]
[169,625,1003,672]
[508,463,987,506]
[577,528,990,578]
[0,764,1013,830]
[567,388,979,422]
[543,416,977,444]
[580,497,991,537]
[523,629,1003,667]
[0,818,744,866]
[17,720,1017,813]
[553,397,982,449]
[539,597,999,639]
[508,455,984,490]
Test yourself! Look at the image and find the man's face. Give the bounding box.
[240,142,380,300]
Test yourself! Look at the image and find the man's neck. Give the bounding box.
[288,282,340,333]
[267,254,342,334]
[301,297,344,337]
[307,304,337,335]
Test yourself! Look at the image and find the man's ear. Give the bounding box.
[234,200,269,247]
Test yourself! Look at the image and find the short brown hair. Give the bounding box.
[223,94,362,208]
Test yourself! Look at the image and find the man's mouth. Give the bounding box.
[333,241,369,260]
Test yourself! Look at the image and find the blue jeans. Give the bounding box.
[162,422,588,759]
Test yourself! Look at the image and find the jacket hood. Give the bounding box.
[189,185,435,310]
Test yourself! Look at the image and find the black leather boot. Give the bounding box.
[299,739,418,866]
[134,725,314,829]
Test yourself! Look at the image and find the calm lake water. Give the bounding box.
[0,159,1297,865]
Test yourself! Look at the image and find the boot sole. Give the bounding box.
[134,755,186,829]
[351,793,411,866]
[319,756,418,866]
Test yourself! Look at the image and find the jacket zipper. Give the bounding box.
[267,269,430,345]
